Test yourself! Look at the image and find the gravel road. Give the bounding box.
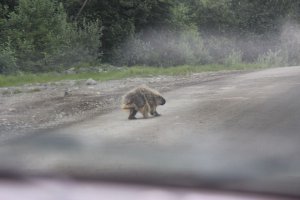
[1,67,300,196]
[0,70,241,143]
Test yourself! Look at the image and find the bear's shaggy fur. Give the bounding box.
[121,85,166,120]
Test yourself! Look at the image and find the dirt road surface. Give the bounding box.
[55,66,300,138]
[1,66,300,196]
[0,71,238,142]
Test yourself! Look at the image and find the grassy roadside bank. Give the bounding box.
[0,64,266,87]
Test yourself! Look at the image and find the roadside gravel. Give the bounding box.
[0,70,244,141]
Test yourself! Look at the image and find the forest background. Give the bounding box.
[1,0,300,74]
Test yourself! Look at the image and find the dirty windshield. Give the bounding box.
[1,0,300,197]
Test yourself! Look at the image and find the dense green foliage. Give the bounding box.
[1,0,300,74]
[0,0,101,73]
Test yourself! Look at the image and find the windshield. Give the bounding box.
[1,0,300,198]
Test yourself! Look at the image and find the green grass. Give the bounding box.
[0,64,266,87]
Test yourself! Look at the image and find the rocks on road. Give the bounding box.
[0,71,242,141]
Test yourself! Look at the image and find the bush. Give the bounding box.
[2,0,102,73]
[176,29,210,65]
[0,40,18,74]
[113,28,209,66]
[204,36,236,64]
[224,50,243,66]
[257,49,286,67]
[280,23,300,66]
[44,19,102,70]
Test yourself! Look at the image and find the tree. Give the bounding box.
[231,0,295,36]
[3,0,102,72]
[61,0,173,62]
